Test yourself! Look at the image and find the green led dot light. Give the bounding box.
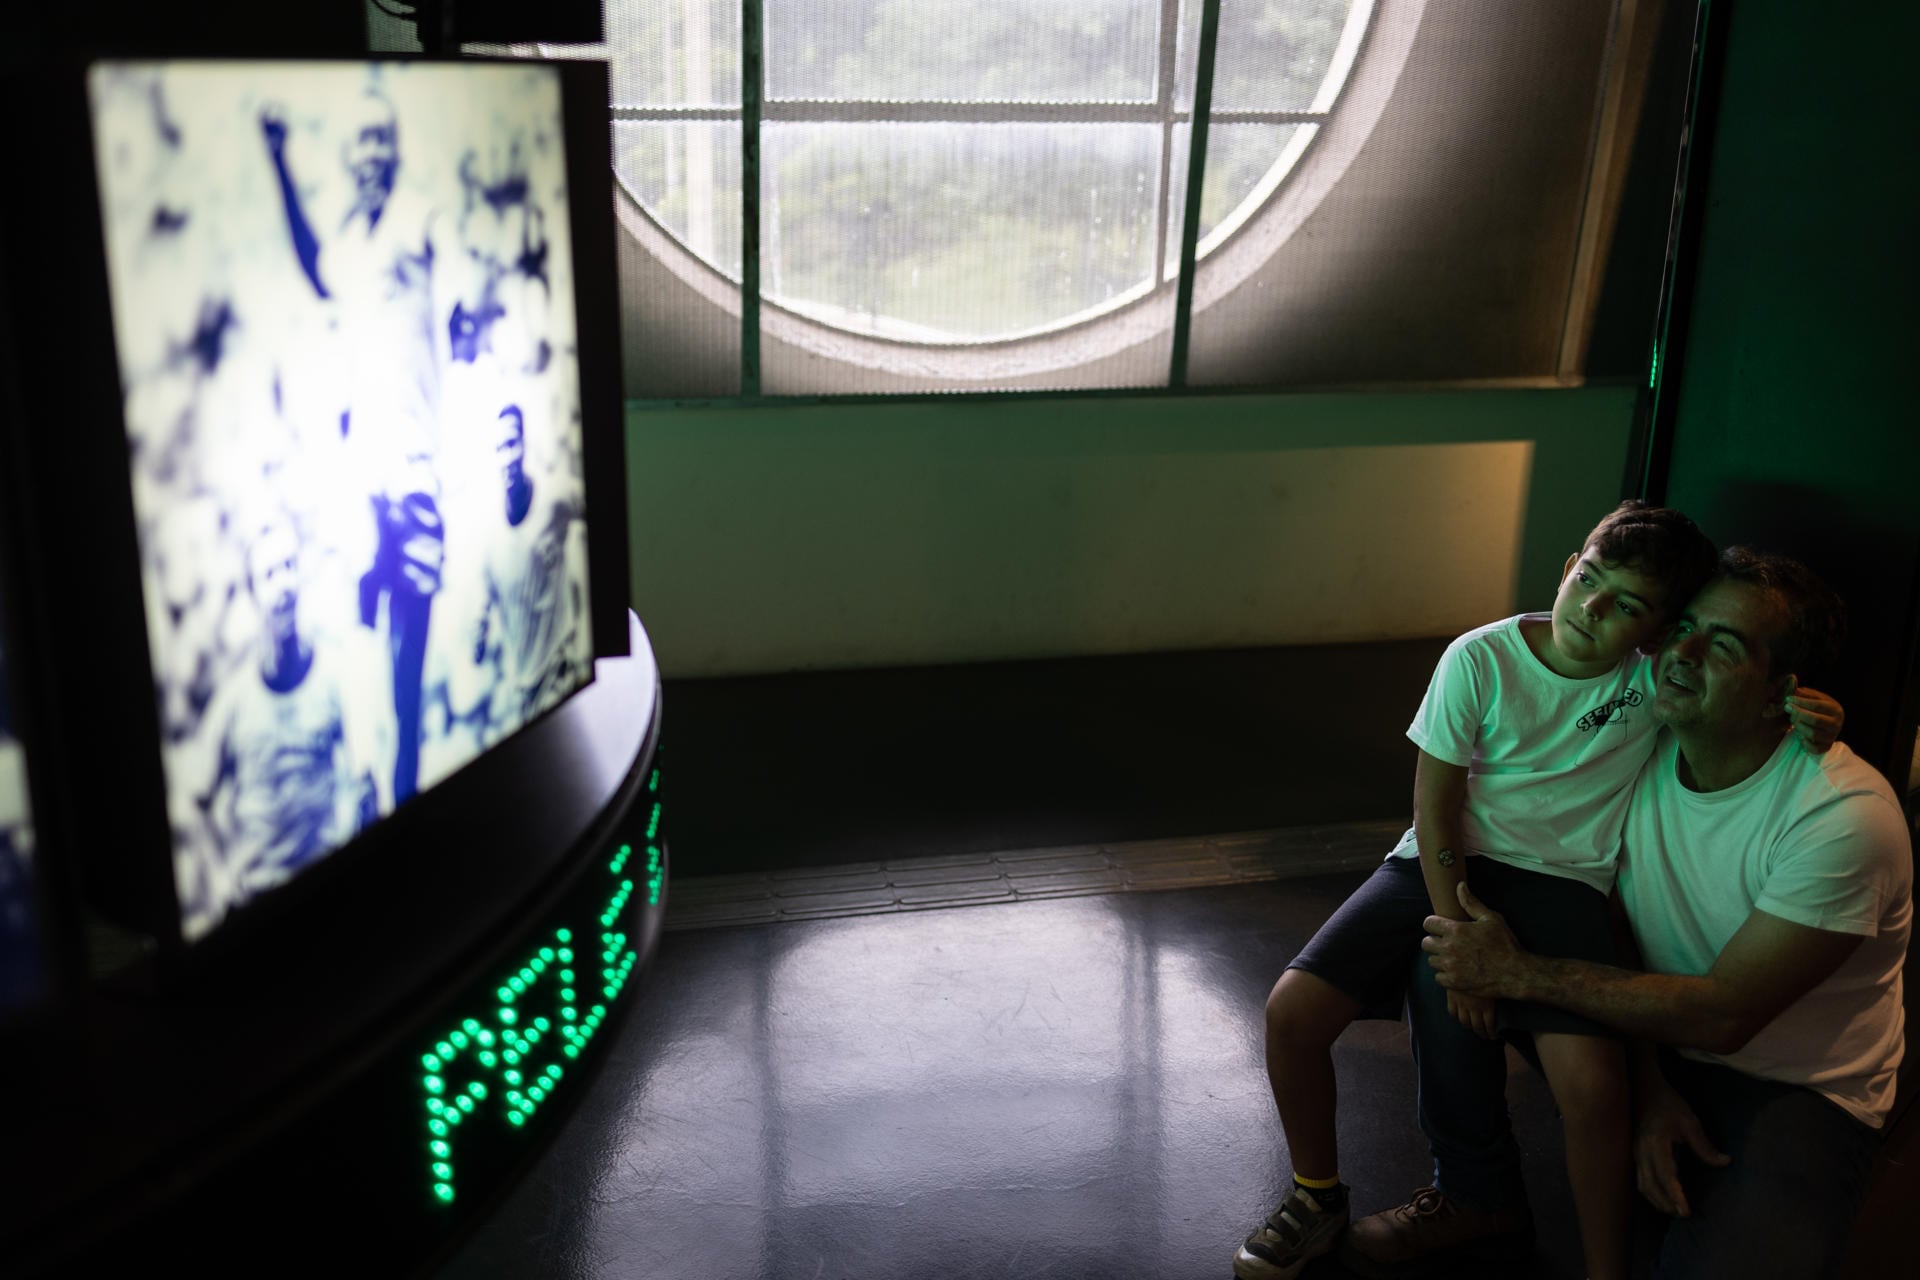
[418,765,664,1207]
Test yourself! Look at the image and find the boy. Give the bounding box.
[1232,502,1843,1280]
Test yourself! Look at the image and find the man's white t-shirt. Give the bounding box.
[1617,735,1911,1127]
[1388,614,1659,893]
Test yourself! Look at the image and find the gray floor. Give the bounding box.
[436,845,1587,1280]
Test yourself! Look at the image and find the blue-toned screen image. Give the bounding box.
[0,588,43,1012]
[89,61,594,941]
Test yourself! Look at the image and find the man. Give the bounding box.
[1417,549,1911,1277]
[263,87,446,802]
[473,404,586,742]
[180,521,381,935]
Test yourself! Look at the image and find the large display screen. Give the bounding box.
[88,61,595,940]
[0,583,43,1012]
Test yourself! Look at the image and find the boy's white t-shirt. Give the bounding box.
[1617,735,1911,1127]
[1386,614,1658,893]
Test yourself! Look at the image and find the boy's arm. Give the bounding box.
[1413,749,1497,1037]
[1412,749,1470,920]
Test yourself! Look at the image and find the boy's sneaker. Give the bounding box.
[1335,1186,1531,1277]
[1232,1184,1349,1280]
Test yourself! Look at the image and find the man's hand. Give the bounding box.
[1422,883,1526,1000]
[1785,677,1844,754]
[1634,1074,1730,1217]
[1446,989,1500,1040]
[261,104,290,154]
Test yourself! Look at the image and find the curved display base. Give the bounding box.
[6,613,668,1275]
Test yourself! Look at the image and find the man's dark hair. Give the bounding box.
[1581,500,1719,618]
[1713,547,1848,682]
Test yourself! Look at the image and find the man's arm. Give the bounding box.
[261,106,329,299]
[1423,883,1863,1055]
[1602,893,1733,1218]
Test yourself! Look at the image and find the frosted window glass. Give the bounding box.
[606,0,742,107]
[1166,123,1313,276]
[767,0,1163,103]
[615,121,745,279]
[1178,0,1353,112]
[763,122,1162,340]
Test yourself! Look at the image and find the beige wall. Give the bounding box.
[624,385,1636,677]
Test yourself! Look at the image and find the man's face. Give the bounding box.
[344,99,399,205]
[1549,546,1668,667]
[497,412,526,481]
[1652,578,1789,733]
[249,528,301,642]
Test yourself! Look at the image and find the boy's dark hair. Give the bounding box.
[1581,500,1718,617]
[1713,546,1848,683]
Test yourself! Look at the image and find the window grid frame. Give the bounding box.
[615,0,1359,393]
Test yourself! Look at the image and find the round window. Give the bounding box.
[599,0,1374,347]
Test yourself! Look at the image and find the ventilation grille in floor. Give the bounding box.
[665,818,1406,930]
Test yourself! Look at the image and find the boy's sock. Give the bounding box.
[1291,1172,1347,1210]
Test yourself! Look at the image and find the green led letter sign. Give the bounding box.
[418,809,663,1205]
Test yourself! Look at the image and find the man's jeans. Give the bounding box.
[1406,954,1882,1276]
[1640,1053,1880,1279]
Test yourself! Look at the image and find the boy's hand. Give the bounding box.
[1446,989,1500,1040]
[1784,676,1844,753]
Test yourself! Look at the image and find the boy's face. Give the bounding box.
[1549,546,1668,667]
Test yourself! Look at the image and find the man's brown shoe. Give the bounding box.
[1335,1186,1531,1277]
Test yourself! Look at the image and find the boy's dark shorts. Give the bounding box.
[1286,854,1619,1040]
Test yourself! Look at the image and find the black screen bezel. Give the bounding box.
[1,53,631,959]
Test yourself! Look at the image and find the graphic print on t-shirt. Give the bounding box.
[1576,688,1643,733]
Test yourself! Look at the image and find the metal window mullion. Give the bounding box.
[1169,0,1222,389]
[611,103,1322,125]
[740,0,763,397]
[1151,0,1181,298]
